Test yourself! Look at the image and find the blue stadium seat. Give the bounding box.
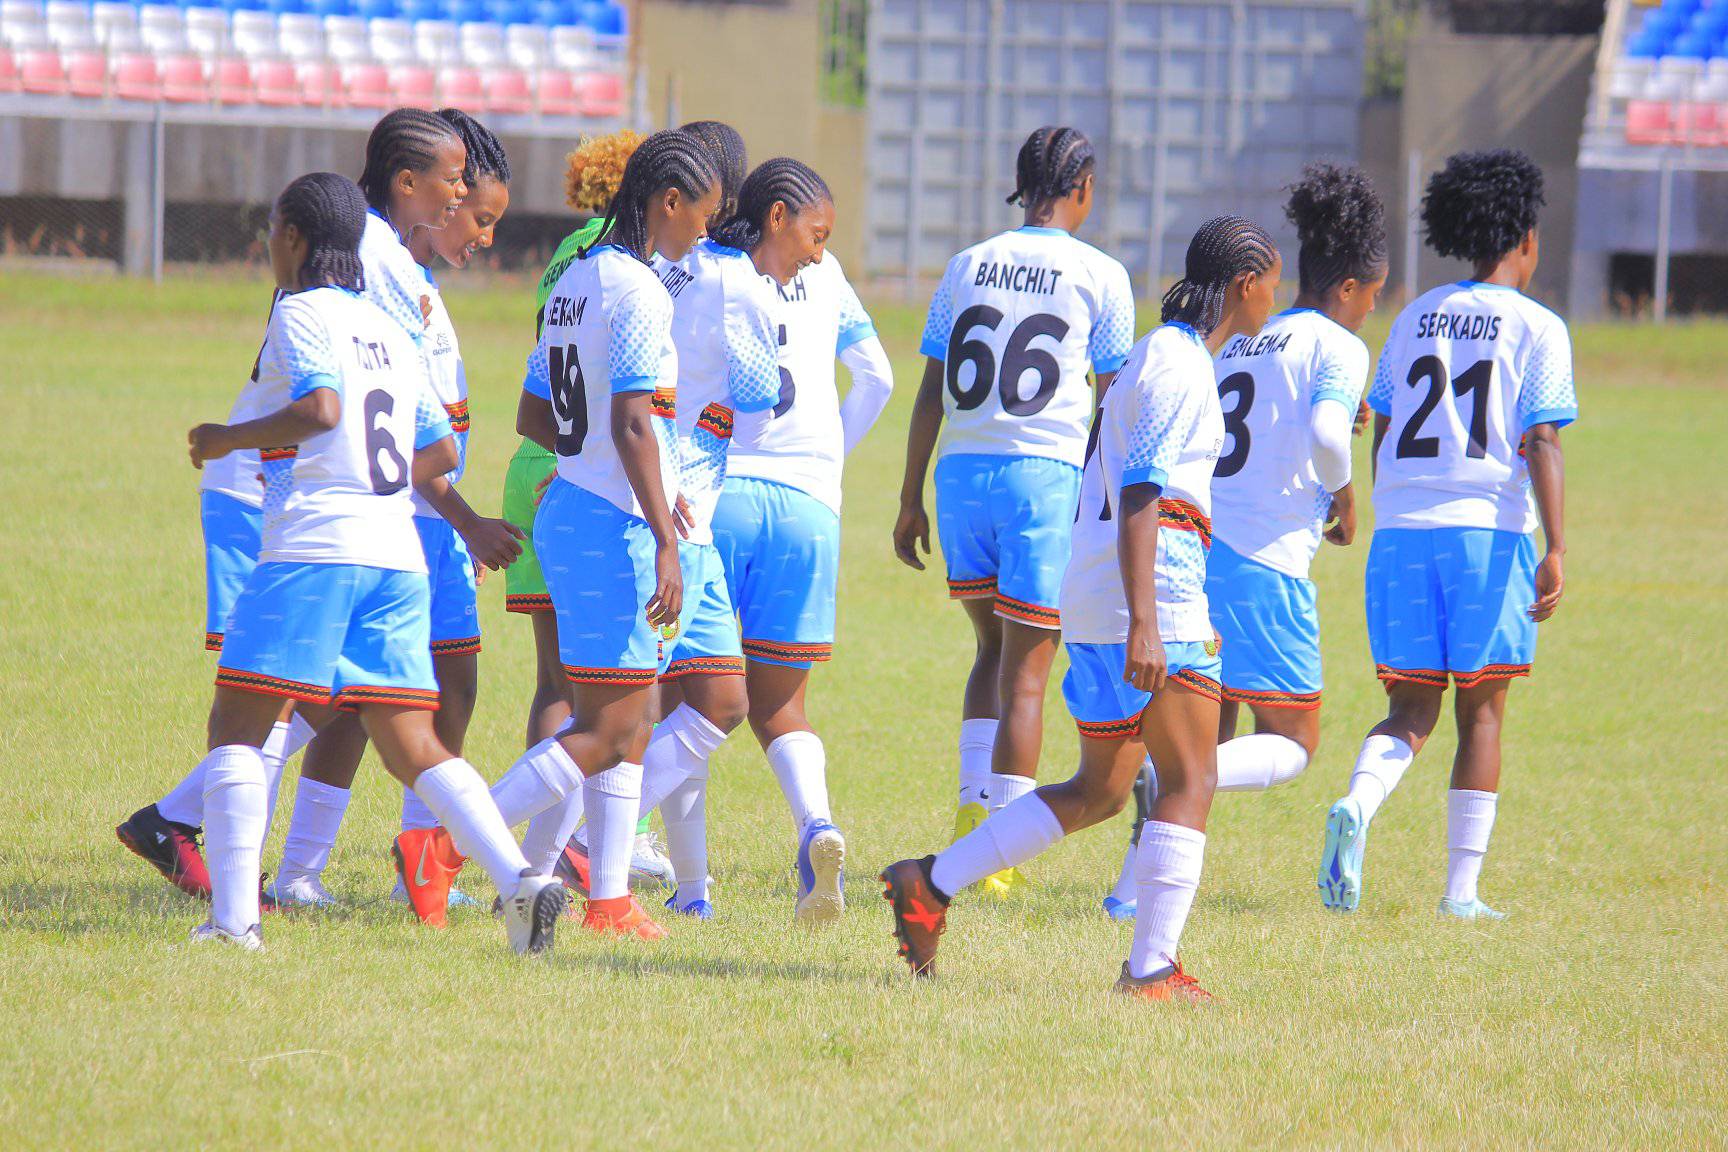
[441,0,485,24]
[397,0,438,21]
[307,0,353,16]
[353,0,393,19]
[531,0,572,26]
[578,0,621,37]
[264,0,308,14]
[487,0,532,27]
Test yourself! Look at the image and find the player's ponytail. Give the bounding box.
[709,158,832,252]
[1006,126,1095,215]
[357,108,464,212]
[276,172,367,294]
[436,107,511,187]
[580,129,720,263]
[1161,215,1278,336]
[1284,162,1387,296]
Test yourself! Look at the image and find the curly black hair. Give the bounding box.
[1421,149,1545,265]
[1161,215,1278,336]
[276,172,366,293]
[1284,162,1388,296]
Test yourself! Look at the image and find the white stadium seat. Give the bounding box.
[322,14,370,63]
[90,1,136,45]
[230,9,278,58]
[183,7,228,56]
[278,13,324,61]
[549,24,594,68]
[458,21,504,68]
[367,17,412,65]
[44,7,96,51]
[137,4,187,55]
[505,22,549,71]
[411,18,455,68]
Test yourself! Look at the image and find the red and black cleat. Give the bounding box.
[879,856,950,977]
[116,804,212,900]
[553,840,591,898]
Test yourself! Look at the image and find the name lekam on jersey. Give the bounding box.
[545,293,588,328]
[972,260,1064,295]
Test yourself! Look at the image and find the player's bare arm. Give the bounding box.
[188,389,340,468]
[611,391,682,627]
[1524,421,1566,622]
[1118,481,1167,693]
[892,356,945,570]
[516,389,557,453]
[413,471,526,570]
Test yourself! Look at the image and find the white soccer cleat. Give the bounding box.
[503,874,567,955]
[794,820,846,924]
[189,920,264,952]
[266,874,338,909]
[629,829,676,892]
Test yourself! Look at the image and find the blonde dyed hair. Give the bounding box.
[564,130,646,213]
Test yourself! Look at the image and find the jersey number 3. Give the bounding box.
[548,344,589,456]
[1215,371,1255,478]
[946,305,1070,416]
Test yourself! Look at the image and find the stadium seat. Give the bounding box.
[43,1,91,26]
[296,57,340,104]
[367,16,412,63]
[388,60,431,102]
[534,66,576,114]
[504,21,546,69]
[353,0,393,18]
[488,0,533,27]
[18,47,66,93]
[0,0,45,26]
[137,5,187,53]
[531,0,573,27]
[161,53,208,100]
[111,51,161,100]
[64,46,103,94]
[44,6,97,51]
[1627,98,1678,144]
[397,0,439,19]
[0,44,18,92]
[183,7,229,55]
[1677,101,1723,145]
[230,8,277,54]
[577,67,620,115]
[410,16,453,63]
[457,19,503,65]
[211,55,252,102]
[277,12,324,58]
[342,59,389,105]
[323,13,369,61]
[578,0,622,38]
[441,0,486,24]
[483,63,528,112]
[90,1,134,41]
[252,55,298,103]
[437,62,479,104]
[306,0,350,16]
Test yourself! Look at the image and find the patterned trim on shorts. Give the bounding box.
[205,631,224,653]
[947,575,997,600]
[742,638,833,664]
[995,591,1060,629]
[1075,714,1142,740]
[335,685,442,712]
[430,636,482,657]
[1158,497,1213,550]
[561,665,658,687]
[661,655,746,680]
[1452,663,1532,689]
[1375,664,1450,688]
[1171,668,1222,701]
[215,667,329,704]
[1222,685,1321,711]
[505,592,555,614]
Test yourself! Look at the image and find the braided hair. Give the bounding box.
[709,158,832,252]
[276,172,367,293]
[436,107,510,187]
[1161,215,1279,335]
[1422,149,1546,265]
[1284,162,1387,296]
[358,108,463,211]
[679,120,748,221]
[580,129,720,263]
[1006,126,1096,213]
[564,130,644,213]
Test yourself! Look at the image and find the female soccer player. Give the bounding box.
[184,172,563,951]
[399,130,722,941]
[893,126,1135,896]
[1318,150,1573,921]
[269,109,523,909]
[1101,164,1388,917]
[883,217,1281,1004]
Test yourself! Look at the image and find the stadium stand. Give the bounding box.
[1600,0,1728,147]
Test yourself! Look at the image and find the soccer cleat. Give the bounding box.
[391,827,465,928]
[393,878,482,911]
[1437,896,1507,922]
[266,874,337,909]
[1113,960,1213,1004]
[666,894,715,920]
[581,895,668,940]
[1101,895,1137,921]
[502,874,566,955]
[629,828,676,891]
[189,920,264,952]
[951,801,1026,898]
[794,820,846,924]
[116,804,212,899]
[552,841,591,897]
[879,856,949,977]
[1318,798,1367,912]
[950,800,986,842]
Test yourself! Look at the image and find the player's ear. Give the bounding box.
[393,166,416,203]
[768,199,789,234]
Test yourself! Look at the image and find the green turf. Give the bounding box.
[2,271,1723,1149]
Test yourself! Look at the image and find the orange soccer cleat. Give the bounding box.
[879,856,950,977]
[581,895,667,941]
[1113,960,1214,1005]
[392,827,466,928]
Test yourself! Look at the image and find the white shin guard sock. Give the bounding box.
[399,787,438,832]
[489,736,584,828]
[661,773,709,906]
[200,744,268,934]
[277,777,351,886]
[1346,734,1415,825]
[638,704,728,817]
[929,793,1063,897]
[520,791,584,875]
[957,718,998,808]
[1215,733,1310,792]
[1128,821,1207,978]
[1445,789,1499,904]
[583,761,645,901]
[989,771,1036,814]
[413,759,530,896]
[765,730,830,832]
[156,761,209,828]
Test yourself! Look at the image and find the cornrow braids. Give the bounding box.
[564,129,644,214]
[581,129,720,263]
[1006,125,1096,211]
[1284,162,1387,296]
[679,120,748,220]
[357,107,463,211]
[436,107,511,186]
[277,172,367,293]
[709,158,833,252]
[1421,149,1546,265]
[1160,215,1278,336]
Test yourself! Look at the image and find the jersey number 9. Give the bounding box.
[548,344,590,456]
[946,305,1071,417]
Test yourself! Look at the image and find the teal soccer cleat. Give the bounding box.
[1318,798,1366,911]
[1437,896,1507,921]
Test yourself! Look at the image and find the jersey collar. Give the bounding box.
[1456,279,1519,293]
[1015,225,1070,237]
[1164,321,1203,343]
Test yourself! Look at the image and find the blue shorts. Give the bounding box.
[201,490,262,652]
[1365,527,1538,689]
[414,515,480,656]
[662,540,745,680]
[1205,539,1322,709]
[712,477,839,668]
[1062,641,1222,740]
[935,453,1079,629]
[216,561,438,710]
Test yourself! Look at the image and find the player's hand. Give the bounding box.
[187,423,233,468]
[1323,484,1357,547]
[893,503,931,571]
[1123,617,1167,694]
[460,515,526,570]
[1529,549,1564,622]
[673,493,694,540]
[534,470,555,506]
[418,294,432,326]
[1353,400,1372,436]
[473,557,488,587]
[645,540,683,629]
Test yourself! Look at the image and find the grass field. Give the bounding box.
[2,269,1725,1149]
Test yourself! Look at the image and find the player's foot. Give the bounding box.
[666,894,715,920]
[116,804,211,899]
[582,895,668,940]
[391,827,465,928]
[951,801,1025,898]
[189,920,264,952]
[1437,896,1507,922]
[950,800,986,842]
[502,874,566,955]
[879,856,949,977]
[794,820,846,924]
[393,878,481,911]
[1113,960,1213,1004]
[553,840,591,896]
[630,829,676,891]
[1318,798,1366,912]
[1101,895,1136,921]
[266,874,338,909]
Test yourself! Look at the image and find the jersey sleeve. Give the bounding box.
[607,283,673,395]
[1517,312,1577,430]
[918,258,958,360]
[272,296,342,400]
[413,379,454,449]
[522,342,551,400]
[1366,336,1398,416]
[372,255,431,351]
[834,270,877,354]
[724,274,782,414]
[1120,353,1186,492]
[1088,256,1137,376]
[1313,332,1371,410]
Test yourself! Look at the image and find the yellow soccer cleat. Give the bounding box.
[950,802,1029,898]
[950,801,987,843]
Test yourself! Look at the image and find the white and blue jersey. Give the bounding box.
[407,276,480,652]
[360,209,433,352]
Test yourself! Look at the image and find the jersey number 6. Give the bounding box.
[364,389,409,496]
[946,305,1071,416]
[548,344,590,456]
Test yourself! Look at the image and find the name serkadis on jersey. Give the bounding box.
[544,294,588,328]
[1414,311,1503,341]
[972,261,1064,295]
[1217,330,1293,360]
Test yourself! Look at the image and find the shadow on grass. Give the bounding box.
[554,946,879,986]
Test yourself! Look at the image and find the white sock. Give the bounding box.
[765,730,831,832]
[156,762,208,827]
[638,704,728,816]
[1128,821,1207,978]
[400,787,438,832]
[662,773,709,907]
[929,792,1063,897]
[412,759,530,896]
[1215,733,1310,792]
[276,778,350,887]
[489,736,584,827]
[583,760,644,901]
[1445,789,1499,904]
[1345,734,1414,825]
[989,772,1036,814]
[160,714,314,830]
[258,718,306,837]
[1111,758,1159,905]
[520,791,584,875]
[956,717,998,808]
[200,744,267,935]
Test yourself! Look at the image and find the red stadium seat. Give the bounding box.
[161,55,208,103]
[439,66,483,107]
[535,69,578,116]
[1677,102,1724,146]
[66,50,107,98]
[0,47,18,95]
[297,61,343,108]
[19,50,68,96]
[1626,98,1676,145]
[578,70,623,116]
[484,66,531,114]
[343,62,392,108]
[390,64,435,106]
[254,59,299,106]
[213,58,254,105]
[111,54,161,102]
